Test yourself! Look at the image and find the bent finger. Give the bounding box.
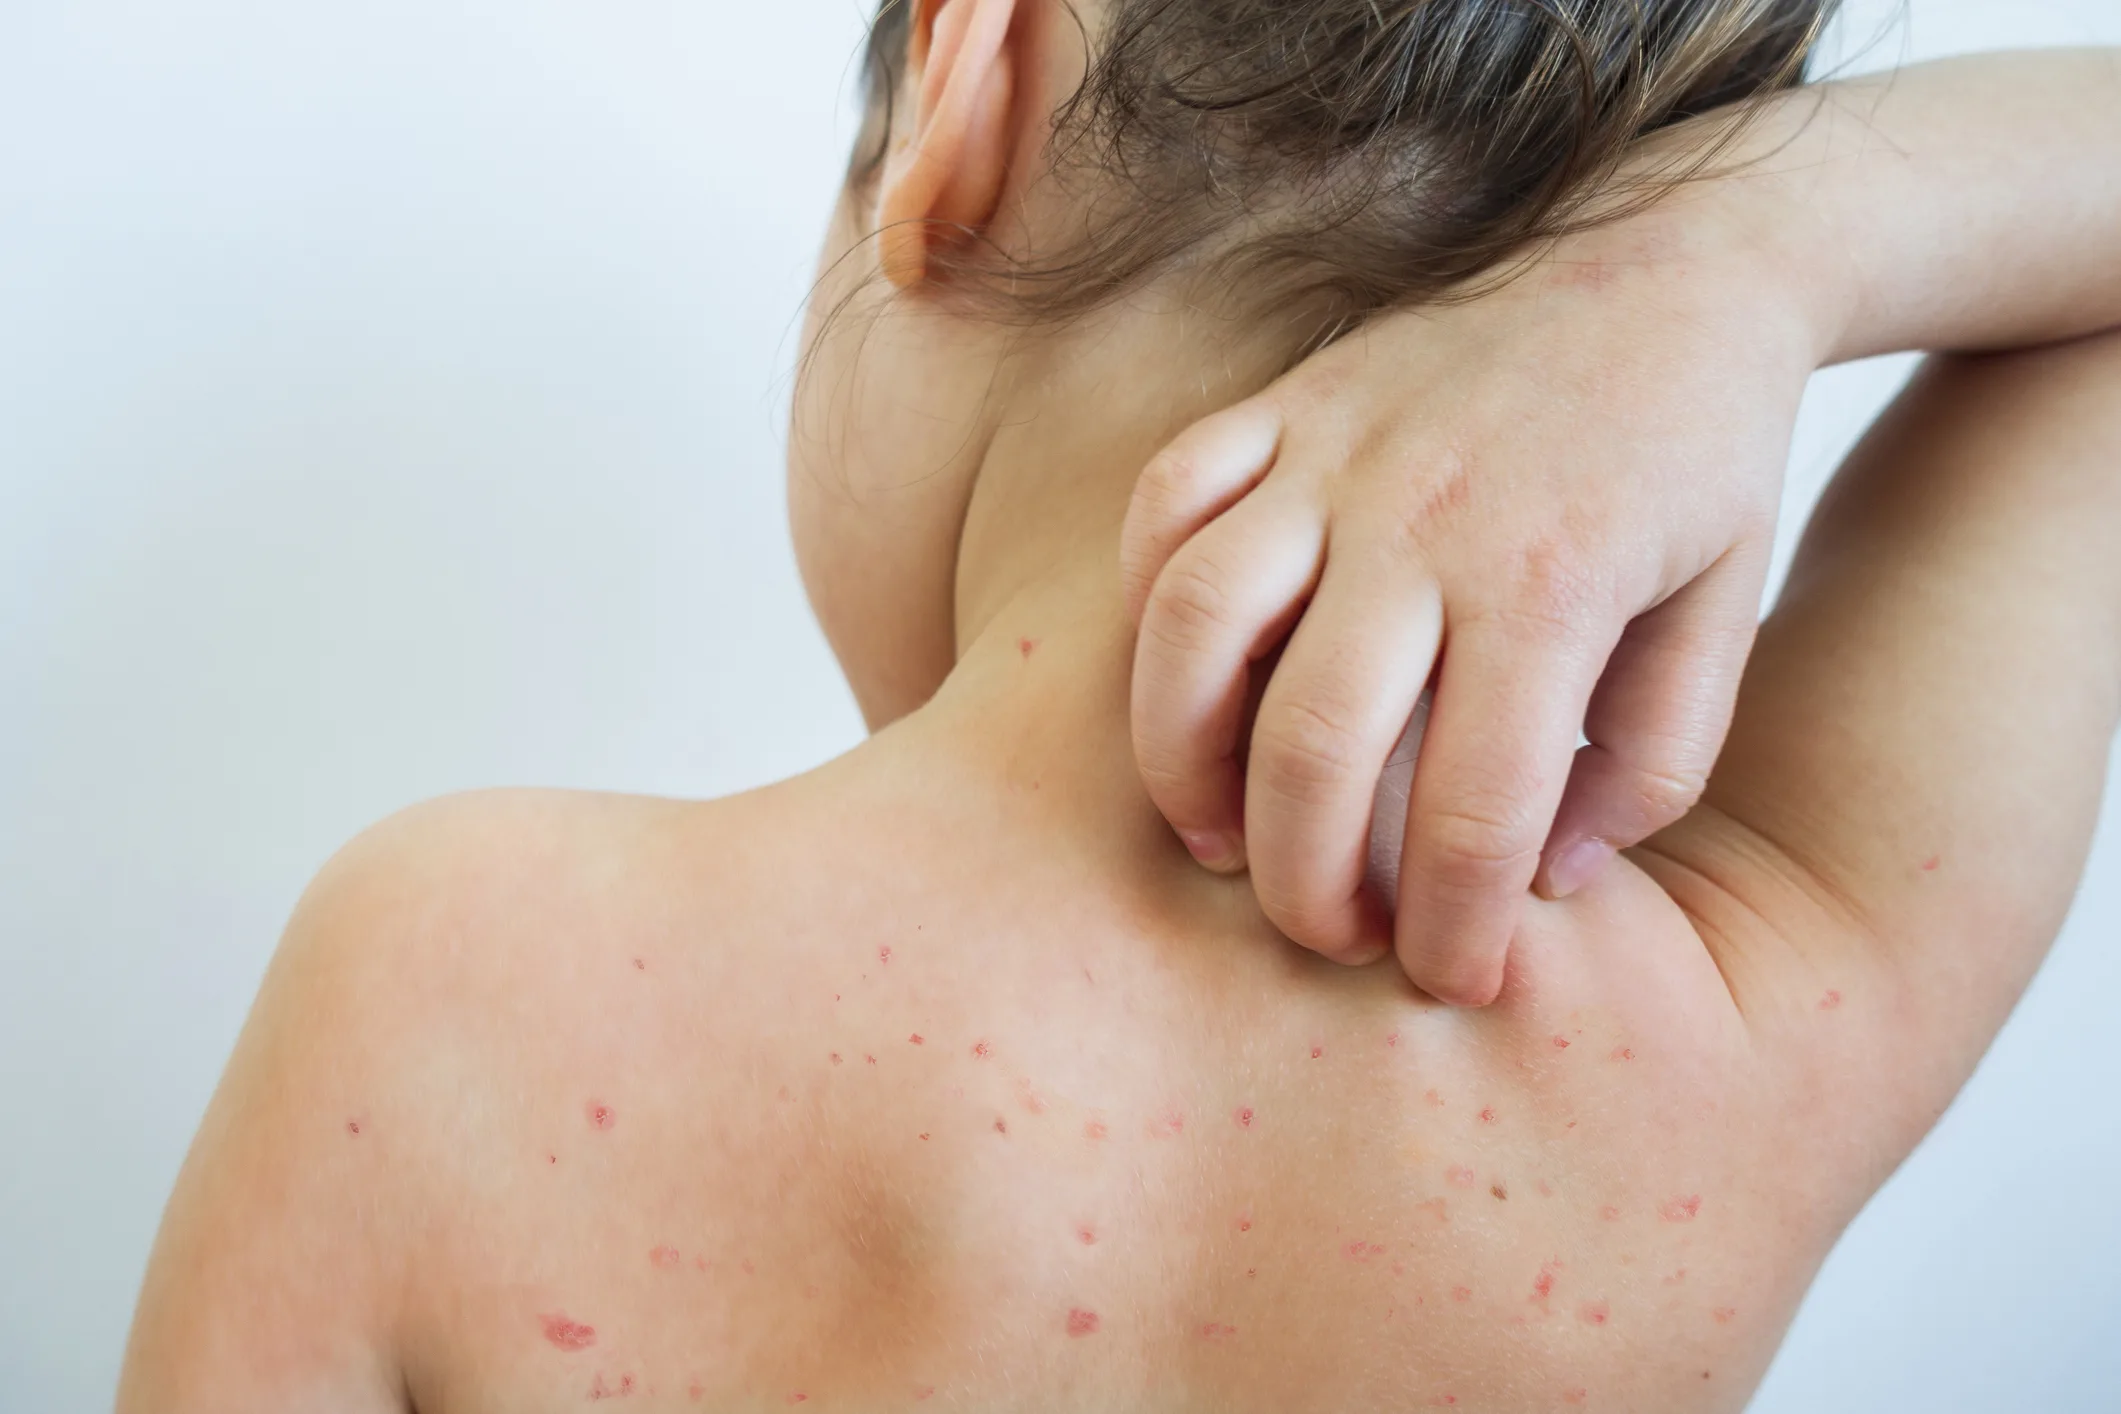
[1121,400,1285,625]
[1538,548,1769,898]
[1132,483,1326,872]
[1395,615,1606,1006]
[1246,556,1443,964]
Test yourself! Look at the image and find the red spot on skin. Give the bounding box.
[972,1040,993,1060]
[1532,1263,1560,1306]
[1085,1120,1108,1141]
[586,1103,615,1132]
[914,1389,936,1402]
[866,1054,878,1066]
[650,1246,681,1270]
[918,1132,931,1141]
[1580,1301,1611,1326]
[539,1313,598,1352]
[1077,1225,1097,1245]
[1149,1108,1185,1138]
[830,1053,843,1066]
[879,945,893,965]
[1234,1106,1255,1129]
[1600,1206,1621,1222]
[909,1034,924,1045]
[1611,1048,1635,1062]
[1713,1306,1737,1324]
[689,1380,705,1401]
[549,1154,558,1165]
[1416,1198,1449,1225]
[1553,1036,1571,1049]
[1563,1391,1588,1406]
[1201,1321,1239,1341]
[741,1260,755,1276]
[1537,1180,1554,1198]
[1660,1195,1703,1223]
[1664,1268,1688,1286]
[1386,1032,1400,1048]
[1236,1215,1253,1233]
[994,1118,1009,1135]
[1451,1286,1473,1303]
[788,1395,808,1405]
[1310,1045,1325,1059]
[1246,1268,1257,1278]
[1345,1241,1386,1260]
[1820,990,1843,1011]
[1019,638,1040,660]
[1491,1183,1510,1202]
[1479,1108,1498,1124]
[1425,1089,1445,1107]
[1432,1398,1459,1408]
[1066,1308,1101,1337]
[694,1257,710,1272]
[1447,1165,1477,1188]
[1923,856,1941,872]
[632,958,646,972]
[346,1121,361,1136]
[1020,1085,1048,1115]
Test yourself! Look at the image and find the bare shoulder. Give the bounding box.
[120,785,799,1413]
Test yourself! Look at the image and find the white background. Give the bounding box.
[2,2,2116,1408]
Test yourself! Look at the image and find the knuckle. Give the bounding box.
[1145,557,1237,645]
[1627,757,1710,820]
[1253,696,1367,805]
[1420,796,1544,885]
[1393,443,1478,536]
[1463,529,1614,641]
[1252,875,1355,954]
[1136,448,1203,510]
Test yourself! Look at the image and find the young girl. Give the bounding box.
[120,3,2121,1410]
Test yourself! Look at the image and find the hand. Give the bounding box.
[1121,206,1819,1005]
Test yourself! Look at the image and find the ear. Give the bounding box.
[877,0,1022,288]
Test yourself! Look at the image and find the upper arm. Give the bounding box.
[1643,337,2121,1126]
[114,806,457,1414]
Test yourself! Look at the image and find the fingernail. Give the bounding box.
[1545,840,1614,900]
[1180,830,1245,874]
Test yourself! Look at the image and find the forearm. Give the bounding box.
[1653,50,2121,366]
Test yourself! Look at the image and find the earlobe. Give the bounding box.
[878,0,1021,288]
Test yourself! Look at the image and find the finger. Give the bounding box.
[1120,400,1285,626]
[1132,483,1326,873]
[1537,548,1769,899]
[1396,615,1606,1006]
[1245,554,1444,964]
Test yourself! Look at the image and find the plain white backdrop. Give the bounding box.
[2,1,2116,1408]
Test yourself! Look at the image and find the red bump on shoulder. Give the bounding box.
[538,1312,598,1352]
[1659,1195,1703,1223]
[1066,1308,1101,1337]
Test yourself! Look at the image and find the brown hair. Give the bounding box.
[854,0,1839,331]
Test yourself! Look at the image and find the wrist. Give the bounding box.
[1597,88,1863,372]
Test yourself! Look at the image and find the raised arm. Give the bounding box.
[1122,47,2121,1004]
[1644,333,2121,1135]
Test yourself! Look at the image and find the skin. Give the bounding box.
[1119,48,2121,1005]
[119,5,2121,1412]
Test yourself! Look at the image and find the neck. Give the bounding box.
[885,294,1300,906]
